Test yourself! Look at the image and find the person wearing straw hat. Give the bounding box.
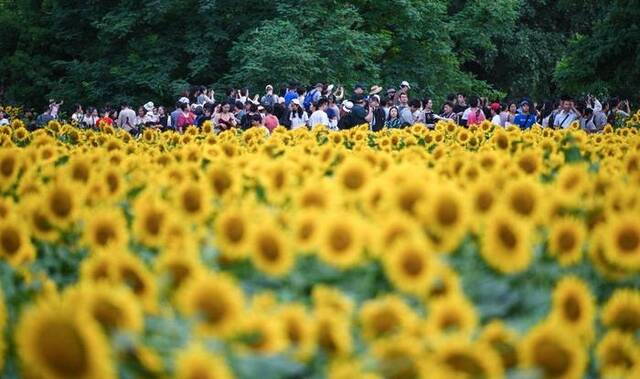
[369,85,383,97]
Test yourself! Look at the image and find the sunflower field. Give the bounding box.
[0,116,640,379]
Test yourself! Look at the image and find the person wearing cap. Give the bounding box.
[386,88,397,104]
[354,83,366,97]
[393,81,411,105]
[553,96,579,129]
[308,98,330,128]
[261,85,279,108]
[289,98,309,130]
[513,100,537,130]
[489,102,503,126]
[338,100,366,130]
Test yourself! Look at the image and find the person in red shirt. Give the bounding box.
[176,103,195,132]
[263,105,279,133]
[97,108,113,128]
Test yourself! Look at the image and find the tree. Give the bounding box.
[555,0,640,98]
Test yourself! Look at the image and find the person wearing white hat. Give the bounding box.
[143,101,159,126]
[261,85,278,108]
[289,98,309,130]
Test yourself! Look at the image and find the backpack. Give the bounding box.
[303,90,317,112]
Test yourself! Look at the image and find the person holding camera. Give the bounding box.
[553,96,579,129]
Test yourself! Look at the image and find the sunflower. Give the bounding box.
[0,197,13,220]
[602,213,640,270]
[250,222,294,277]
[177,273,245,337]
[205,163,238,199]
[391,176,429,217]
[549,276,595,343]
[100,167,125,200]
[469,179,497,224]
[66,157,92,184]
[502,177,545,224]
[432,339,504,379]
[80,252,117,283]
[22,199,58,242]
[236,313,287,354]
[588,229,633,281]
[295,181,333,210]
[372,335,424,379]
[113,252,157,312]
[596,330,640,378]
[214,206,251,260]
[328,360,381,379]
[174,344,233,379]
[547,218,586,266]
[480,208,533,273]
[424,294,478,338]
[360,295,416,342]
[519,322,587,379]
[292,210,320,253]
[278,303,316,361]
[601,289,640,333]
[66,283,143,333]
[173,180,211,222]
[0,217,35,266]
[479,320,519,371]
[316,211,365,269]
[423,266,462,304]
[312,285,355,317]
[83,209,128,252]
[417,183,469,253]
[335,156,371,196]
[314,309,353,358]
[43,180,78,228]
[0,148,21,191]
[516,149,543,176]
[16,297,116,379]
[554,165,589,205]
[132,195,169,248]
[383,239,438,296]
[373,214,422,257]
[155,248,204,291]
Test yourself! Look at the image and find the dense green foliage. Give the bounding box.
[0,0,637,109]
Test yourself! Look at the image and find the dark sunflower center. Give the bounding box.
[36,321,89,377]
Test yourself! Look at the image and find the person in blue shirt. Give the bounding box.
[513,100,537,129]
[284,83,298,107]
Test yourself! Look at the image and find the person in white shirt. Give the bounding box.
[117,102,137,132]
[553,96,579,129]
[0,110,8,126]
[490,102,502,126]
[308,98,330,128]
[142,102,159,125]
[289,99,309,130]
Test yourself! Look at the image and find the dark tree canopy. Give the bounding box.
[0,0,637,109]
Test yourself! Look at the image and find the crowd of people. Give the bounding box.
[1,81,635,134]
